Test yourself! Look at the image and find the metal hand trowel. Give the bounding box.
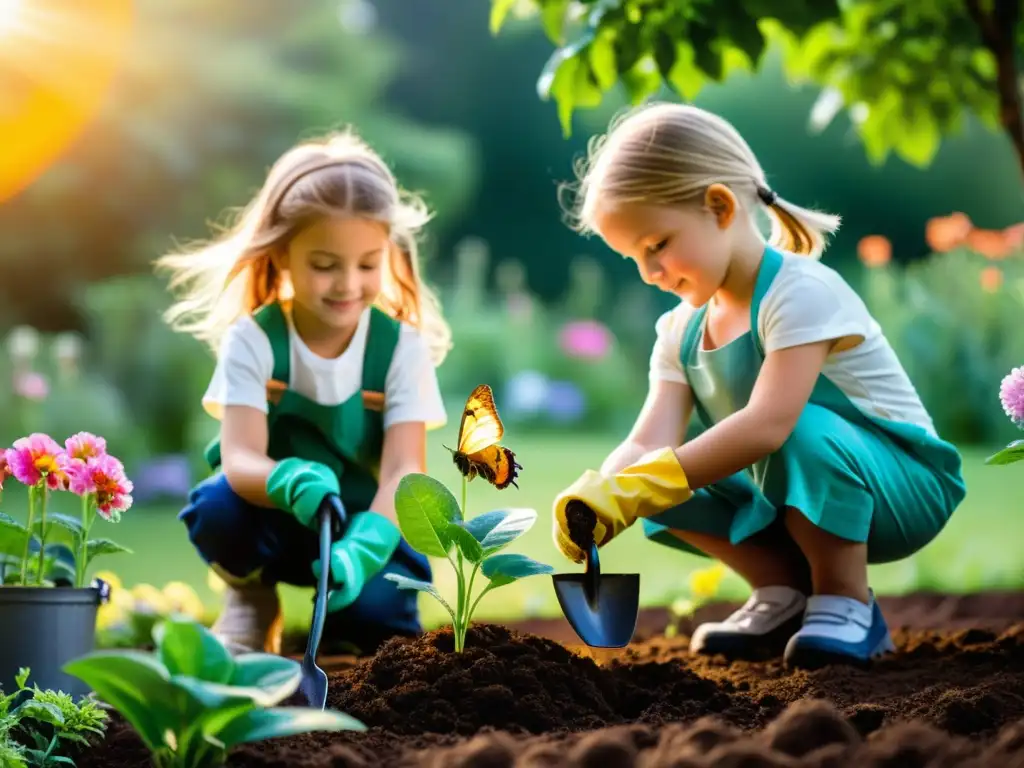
[552,540,640,649]
[298,494,348,710]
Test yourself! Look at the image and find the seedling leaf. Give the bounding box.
[394,473,461,557]
[482,553,554,587]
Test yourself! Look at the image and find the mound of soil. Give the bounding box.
[76,592,1024,768]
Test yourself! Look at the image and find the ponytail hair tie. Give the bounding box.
[757,186,778,206]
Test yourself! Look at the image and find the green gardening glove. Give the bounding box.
[311,509,401,612]
[265,458,340,528]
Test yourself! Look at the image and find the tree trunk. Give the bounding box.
[965,0,1024,180]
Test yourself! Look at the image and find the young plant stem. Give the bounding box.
[20,484,37,585]
[76,494,96,588]
[34,482,49,586]
[453,475,470,652]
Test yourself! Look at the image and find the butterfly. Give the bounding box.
[445,384,521,489]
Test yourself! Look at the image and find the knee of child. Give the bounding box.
[180,473,249,548]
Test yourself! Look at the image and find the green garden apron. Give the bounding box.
[204,302,399,514]
[642,245,967,564]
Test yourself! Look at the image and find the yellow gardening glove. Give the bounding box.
[552,447,693,563]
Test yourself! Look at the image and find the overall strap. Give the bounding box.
[748,245,786,359]
[252,302,291,384]
[362,307,401,393]
[680,305,707,368]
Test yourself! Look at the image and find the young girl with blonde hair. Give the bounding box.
[158,129,451,656]
[552,102,966,668]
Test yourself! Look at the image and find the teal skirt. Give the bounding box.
[642,403,964,564]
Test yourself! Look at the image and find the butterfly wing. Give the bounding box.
[457,384,504,456]
[465,444,521,490]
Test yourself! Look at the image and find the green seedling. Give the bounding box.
[387,472,553,652]
[63,614,364,768]
[985,439,1024,466]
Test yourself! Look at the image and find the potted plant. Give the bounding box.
[0,431,132,697]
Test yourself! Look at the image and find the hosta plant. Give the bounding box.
[0,666,108,768]
[63,614,364,768]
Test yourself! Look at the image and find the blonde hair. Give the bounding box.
[567,102,841,259]
[156,128,452,365]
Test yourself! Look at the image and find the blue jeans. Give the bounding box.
[179,472,432,652]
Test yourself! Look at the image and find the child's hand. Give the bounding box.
[265,458,340,528]
[552,447,694,563]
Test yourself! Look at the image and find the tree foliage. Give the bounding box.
[491,0,1024,176]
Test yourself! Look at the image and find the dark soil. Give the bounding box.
[76,591,1024,767]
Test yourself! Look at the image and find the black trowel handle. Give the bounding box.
[584,541,601,602]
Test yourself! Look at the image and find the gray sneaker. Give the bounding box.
[211,580,283,655]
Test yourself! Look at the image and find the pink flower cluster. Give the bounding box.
[1000,366,1024,429]
[2,432,133,519]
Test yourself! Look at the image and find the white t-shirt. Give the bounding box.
[203,307,447,431]
[649,253,938,435]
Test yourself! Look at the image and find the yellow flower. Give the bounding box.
[96,577,134,631]
[130,583,169,616]
[207,567,226,595]
[688,562,726,600]
[162,581,207,621]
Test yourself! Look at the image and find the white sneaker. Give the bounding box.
[784,590,895,669]
[210,582,284,655]
[690,585,806,660]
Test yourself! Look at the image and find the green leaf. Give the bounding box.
[0,518,31,558]
[86,539,133,561]
[35,513,83,539]
[230,654,302,700]
[895,105,941,167]
[985,440,1024,465]
[588,31,618,90]
[667,43,706,101]
[217,706,365,747]
[393,474,460,558]
[383,573,457,622]
[153,616,234,684]
[489,0,518,35]
[62,651,184,753]
[446,522,484,563]
[13,699,65,726]
[540,0,571,44]
[481,553,554,588]
[463,508,537,554]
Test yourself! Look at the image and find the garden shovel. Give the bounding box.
[552,540,640,648]
[299,494,348,710]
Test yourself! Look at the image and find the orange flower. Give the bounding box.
[1002,223,1024,251]
[980,266,1003,293]
[858,235,891,268]
[966,228,1015,260]
[925,213,972,253]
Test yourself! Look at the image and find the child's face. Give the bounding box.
[282,215,388,331]
[594,198,734,308]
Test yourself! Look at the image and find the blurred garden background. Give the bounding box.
[1,0,1022,644]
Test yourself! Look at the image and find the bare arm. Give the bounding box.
[368,421,427,526]
[220,405,278,508]
[600,379,693,476]
[672,339,833,490]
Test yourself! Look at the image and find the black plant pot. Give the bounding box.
[0,581,109,698]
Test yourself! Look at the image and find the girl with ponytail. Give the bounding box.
[551,102,965,669]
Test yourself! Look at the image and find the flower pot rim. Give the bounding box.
[0,582,109,605]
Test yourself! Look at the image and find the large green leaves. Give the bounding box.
[393,473,462,558]
[63,616,365,765]
[462,508,537,555]
[383,573,457,622]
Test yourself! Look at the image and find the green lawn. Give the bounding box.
[29,434,1024,632]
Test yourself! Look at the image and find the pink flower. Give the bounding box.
[66,453,133,521]
[64,432,107,468]
[559,320,612,361]
[4,433,65,488]
[1000,366,1024,428]
[13,371,49,402]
